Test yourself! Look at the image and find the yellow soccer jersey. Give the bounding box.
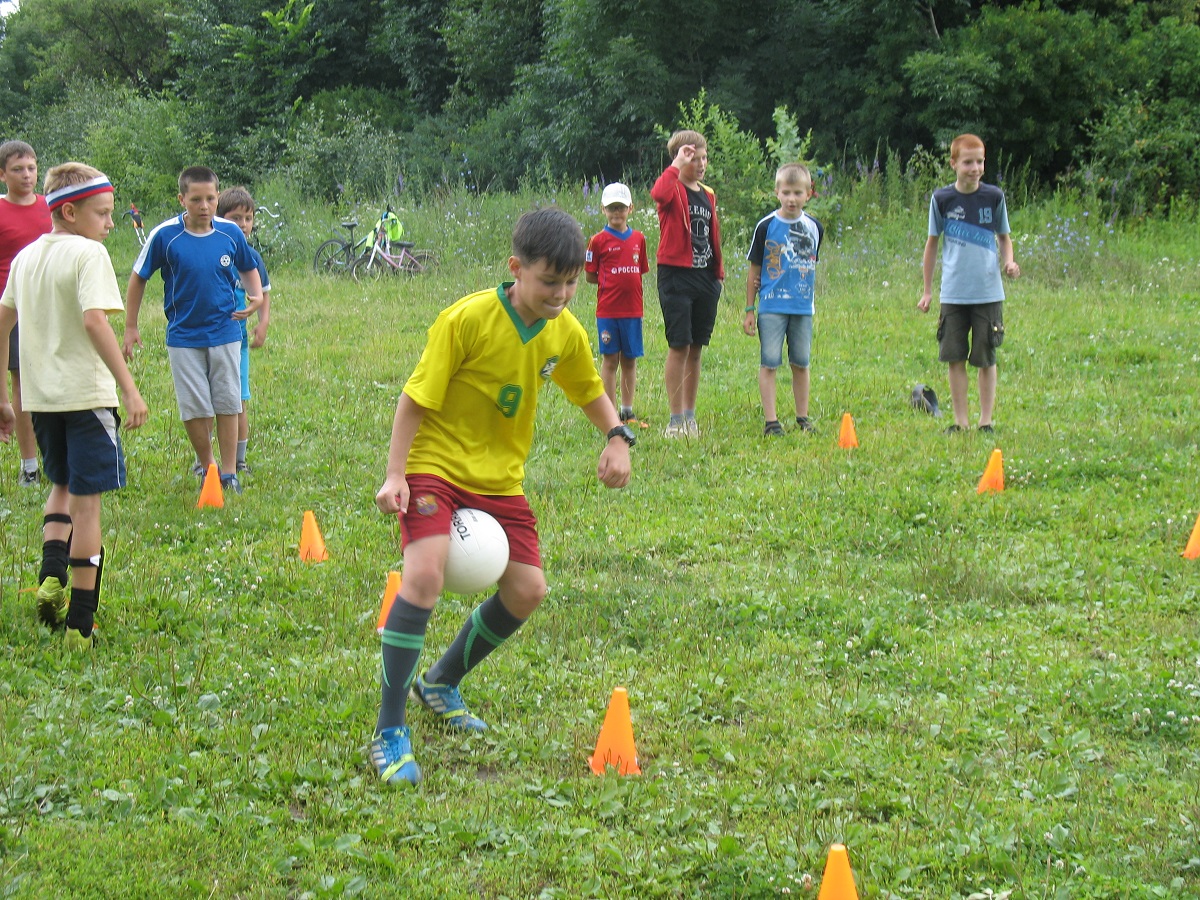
[403,283,606,495]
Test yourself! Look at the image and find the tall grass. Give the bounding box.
[0,185,1198,898]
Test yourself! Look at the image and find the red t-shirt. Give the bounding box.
[0,196,52,289]
[585,227,648,318]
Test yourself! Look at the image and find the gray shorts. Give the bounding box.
[167,342,242,420]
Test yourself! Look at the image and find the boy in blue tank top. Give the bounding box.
[122,166,263,495]
[918,134,1020,434]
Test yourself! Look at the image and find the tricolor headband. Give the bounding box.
[46,176,114,212]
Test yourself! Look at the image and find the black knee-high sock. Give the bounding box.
[376,596,432,732]
[65,548,103,636]
[39,514,72,584]
[425,592,524,687]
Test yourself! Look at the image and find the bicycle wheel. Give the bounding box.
[351,253,396,283]
[399,249,439,275]
[314,239,352,275]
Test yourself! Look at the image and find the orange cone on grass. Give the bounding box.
[376,571,402,632]
[976,448,1005,494]
[1183,512,1200,560]
[299,510,329,562]
[817,843,860,900]
[838,413,858,449]
[196,464,224,509]
[588,687,641,776]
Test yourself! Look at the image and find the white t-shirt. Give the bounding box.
[1,233,124,411]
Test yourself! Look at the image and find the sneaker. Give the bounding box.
[621,412,650,429]
[19,468,40,487]
[63,627,93,653]
[412,674,489,731]
[663,422,685,439]
[764,420,784,437]
[796,416,816,433]
[944,425,964,435]
[220,473,243,494]
[367,725,421,786]
[977,424,995,434]
[36,576,67,628]
[192,461,206,479]
[236,461,252,474]
[684,419,700,438]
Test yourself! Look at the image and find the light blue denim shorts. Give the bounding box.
[758,313,813,368]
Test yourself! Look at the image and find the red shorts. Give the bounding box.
[400,474,541,568]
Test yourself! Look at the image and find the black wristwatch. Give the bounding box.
[606,424,637,447]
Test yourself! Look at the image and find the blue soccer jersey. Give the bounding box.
[928,183,1010,304]
[747,210,823,315]
[134,213,259,348]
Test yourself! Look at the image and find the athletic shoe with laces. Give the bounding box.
[663,422,685,439]
[36,575,68,628]
[19,468,41,487]
[236,461,252,474]
[64,627,93,653]
[220,473,243,494]
[620,412,650,429]
[411,674,489,731]
[368,725,422,785]
[684,419,700,437]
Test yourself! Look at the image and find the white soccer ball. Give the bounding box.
[443,508,510,595]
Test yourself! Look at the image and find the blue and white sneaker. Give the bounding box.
[412,674,489,731]
[367,725,421,786]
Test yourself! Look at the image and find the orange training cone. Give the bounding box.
[197,464,224,509]
[1183,512,1200,560]
[299,510,329,562]
[838,413,858,449]
[817,843,860,900]
[588,686,641,776]
[976,448,1005,494]
[376,571,402,632]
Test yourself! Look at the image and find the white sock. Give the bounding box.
[22,458,38,473]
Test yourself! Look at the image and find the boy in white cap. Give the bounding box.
[585,182,650,426]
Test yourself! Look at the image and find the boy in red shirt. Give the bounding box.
[585,182,650,427]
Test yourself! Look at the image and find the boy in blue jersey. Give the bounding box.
[216,187,271,475]
[744,163,823,436]
[122,166,263,494]
[918,135,1020,433]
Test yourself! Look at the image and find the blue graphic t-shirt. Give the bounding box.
[747,210,823,315]
[928,183,1010,305]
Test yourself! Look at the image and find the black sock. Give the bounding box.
[39,513,73,584]
[426,592,524,687]
[65,587,97,636]
[376,597,431,732]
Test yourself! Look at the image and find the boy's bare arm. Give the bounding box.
[743,263,762,335]
[123,273,148,358]
[83,308,149,429]
[375,392,427,515]
[581,393,630,489]
[251,289,271,348]
[918,236,940,312]
[997,235,1021,278]
[234,269,263,319]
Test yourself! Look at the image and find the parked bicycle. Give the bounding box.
[312,217,369,275]
[350,207,437,282]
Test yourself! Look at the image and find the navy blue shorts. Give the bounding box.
[33,409,126,495]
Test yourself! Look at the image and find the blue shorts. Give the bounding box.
[596,317,644,358]
[758,313,813,368]
[32,409,126,495]
[240,331,251,402]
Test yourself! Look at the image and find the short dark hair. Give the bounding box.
[511,207,585,274]
[0,140,36,171]
[179,165,219,195]
[217,186,255,217]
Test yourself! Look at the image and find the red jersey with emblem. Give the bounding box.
[585,226,648,318]
[0,195,52,289]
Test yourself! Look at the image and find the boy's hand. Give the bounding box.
[917,292,933,313]
[742,310,757,336]
[673,144,697,169]
[233,295,262,320]
[122,388,149,430]
[376,474,411,515]
[597,442,631,488]
[1003,260,1021,278]
[0,401,14,442]
[122,326,141,360]
[251,322,268,348]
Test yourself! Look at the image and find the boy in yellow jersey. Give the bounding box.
[369,207,633,786]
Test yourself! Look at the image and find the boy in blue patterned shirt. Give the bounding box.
[918,134,1021,434]
[744,163,823,436]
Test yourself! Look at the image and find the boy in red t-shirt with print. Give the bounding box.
[585,183,650,427]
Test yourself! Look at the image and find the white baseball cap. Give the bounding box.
[600,182,633,208]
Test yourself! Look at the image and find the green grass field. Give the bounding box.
[1,188,1198,898]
